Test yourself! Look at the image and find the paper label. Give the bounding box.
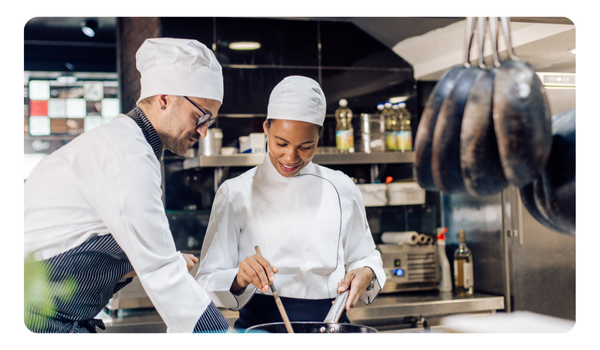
[336,130,354,150]
[463,261,474,288]
[385,132,397,150]
[396,131,412,151]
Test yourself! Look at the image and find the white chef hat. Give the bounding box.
[267,76,326,126]
[136,38,223,103]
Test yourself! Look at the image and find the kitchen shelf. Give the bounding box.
[182,151,415,169]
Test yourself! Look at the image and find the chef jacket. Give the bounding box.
[196,153,386,310]
[24,110,218,333]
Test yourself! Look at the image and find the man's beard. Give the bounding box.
[160,107,196,156]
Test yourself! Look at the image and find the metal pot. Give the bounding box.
[198,128,223,156]
[245,290,378,333]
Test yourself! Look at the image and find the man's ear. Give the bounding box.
[157,95,169,110]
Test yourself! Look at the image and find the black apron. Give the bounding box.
[26,234,133,333]
[234,293,351,329]
[26,234,230,333]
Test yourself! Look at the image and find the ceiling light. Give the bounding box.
[81,20,98,38]
[57,76,77,83]
[568,48,576,54]
[389,96,408,104]
[229,42,261,50]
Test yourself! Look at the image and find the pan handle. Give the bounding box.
[463,17,477,68]
[500,17,520,61]
[477,17,487,69]
[489,17,501,68]
[323,290,349,323]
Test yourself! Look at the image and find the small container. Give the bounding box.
[387,182,426,205]
[221,147,237,155]
[356,184,388,206]
[436,228,452,292]
[199,128,222,156]
[240,133,265,153]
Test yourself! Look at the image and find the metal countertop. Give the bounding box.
[98,291,504,333]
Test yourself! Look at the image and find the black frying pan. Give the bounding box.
[493,17,552,188]
[460,17,508,197]
[245,290,377,333]
[519,182,566,234]
[431,17,482,194]
[414,17,476,191]
[532,108,576,236]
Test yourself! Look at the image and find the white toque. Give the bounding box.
[136,38,223,103]
[267,76,326,126]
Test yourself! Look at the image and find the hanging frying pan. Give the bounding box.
[431,18,483,194]
[532,108,575,236]
[460,17,508,197]
[519,182,566,234]
[492,17,552,188]
[413,17,476,191]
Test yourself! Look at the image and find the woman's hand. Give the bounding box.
[181,253,199,273]
[231,254,279,294]
[337,267,374,310]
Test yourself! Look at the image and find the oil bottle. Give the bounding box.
[383,102,397,151]
[396,102,412,152]
[453,229,474,296]
[335,99,354,153]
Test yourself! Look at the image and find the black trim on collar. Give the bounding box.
[126,107,163,161]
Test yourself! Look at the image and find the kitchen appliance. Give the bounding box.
[377,243,440,293]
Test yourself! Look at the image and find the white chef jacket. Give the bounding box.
[24,114,213,333]
[196,153,386,310]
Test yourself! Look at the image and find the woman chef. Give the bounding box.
[196,76,386,329]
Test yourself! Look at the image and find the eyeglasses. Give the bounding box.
[184,96,216,128]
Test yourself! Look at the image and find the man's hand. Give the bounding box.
[230,254,279,294]
[181,253,199,273]
[337,267,374,310]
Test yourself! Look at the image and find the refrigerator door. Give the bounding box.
[505,186,575,320]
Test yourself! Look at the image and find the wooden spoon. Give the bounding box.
[254,246,294,333]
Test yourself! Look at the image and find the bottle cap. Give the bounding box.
[377,104,384,110]
[385,102,392,108]
[399,102,406,108]
[339,99,348,107]
[437,227,448,240]
[392,104,399,110]
[458,229,466,242]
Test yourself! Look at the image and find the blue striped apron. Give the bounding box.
[26,234,229,333]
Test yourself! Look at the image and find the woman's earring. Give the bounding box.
[160,106,165,110]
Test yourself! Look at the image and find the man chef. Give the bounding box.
[196,76,386,329]
[24,38,230,333]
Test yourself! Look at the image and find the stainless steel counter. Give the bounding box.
[98,290,503,333]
